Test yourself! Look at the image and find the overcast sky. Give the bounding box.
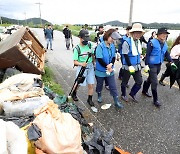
[0,0,179,25]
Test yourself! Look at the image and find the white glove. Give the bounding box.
[106,68,115,75]
[106,70,111,75]
[144,65,150,73]
[129,66,135,74]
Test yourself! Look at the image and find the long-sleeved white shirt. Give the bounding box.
[170,44,180,59]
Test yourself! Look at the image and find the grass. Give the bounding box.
[42,66,64,95]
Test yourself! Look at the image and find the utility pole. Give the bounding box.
[0,16,2,24]
[24,12,27,25]
[0,5,3,24]
[35,2,42,26]
[128,0,134,26]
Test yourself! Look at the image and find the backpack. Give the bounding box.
[118,35,127,54]
[74,42,92,58]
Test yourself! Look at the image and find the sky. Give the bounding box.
[0,0,180,25]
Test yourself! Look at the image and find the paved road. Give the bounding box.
[33,28,180,154]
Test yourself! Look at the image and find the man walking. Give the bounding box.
[44,25,53,50]
[63,25,72,50]
[121,23,144,102]
[72,29,96,110]
[142,28,174,107]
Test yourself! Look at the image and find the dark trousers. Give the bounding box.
[121,69,143,88]
[96,75,118,97]
[147,65,161,91]
[118,67,123,79]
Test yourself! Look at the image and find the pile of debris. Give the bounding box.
[0,27,45,75]
[0,27,134,154]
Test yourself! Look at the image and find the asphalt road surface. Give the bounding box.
[33,28,180,154]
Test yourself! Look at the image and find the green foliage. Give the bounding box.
[167,39,174,52]
[142,48,147,56]
[42,66,64,95]
[0,24,12,27]
[90,32,96,42]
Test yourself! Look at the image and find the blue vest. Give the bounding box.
[121,37,141,65]
[96,42,115,72]
[99,36,104,43]
[149,39,168,64]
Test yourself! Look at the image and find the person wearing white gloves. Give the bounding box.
[121,23,144,102]
[95,29,123,109]
[142,28,174,107]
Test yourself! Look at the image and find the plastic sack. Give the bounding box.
[0,119,7,154]
[21,125,36,154]
[0,119,27,154]
[0,73,44,102]
[33,101,83,154]
[1,95,50,117]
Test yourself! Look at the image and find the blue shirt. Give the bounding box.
[45,28,53,39]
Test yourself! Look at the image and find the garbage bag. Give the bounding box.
[0,68,5,83]
[0,119,27,154]
[21,124,36,154]
[33,101,83,154]
[2,67,21,82]
[0,115,34,128]
[43,86,57,100]
[1,95,50,117]
[27,123,42,141]
[83,127,114,154]
[0,119,7,154]
[0,73,44,102]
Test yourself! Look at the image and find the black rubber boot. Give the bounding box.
[72,91,78,101]
[142,81,152,97]
[97,92,102,103]
[129,84,141,102]
[159,74,166,86]
[113,96,123,109]
[121,86,128,102]
[87,95,94,107]
[152,90,161,107]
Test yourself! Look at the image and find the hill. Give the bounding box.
[1,16,51,25]
[103,20,180,30]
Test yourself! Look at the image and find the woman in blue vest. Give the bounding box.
[121,23,144,103]
[142,28,174,107]
[95,29,123,109]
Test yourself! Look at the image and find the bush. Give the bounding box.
[42,66,64,95]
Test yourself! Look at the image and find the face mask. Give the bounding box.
[82,40,88,45]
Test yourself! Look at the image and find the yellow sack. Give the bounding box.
[33,101,83,154]
[21,125,36,154]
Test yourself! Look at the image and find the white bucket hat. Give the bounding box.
[129,23,145,34]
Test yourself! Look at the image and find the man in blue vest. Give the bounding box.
[118,26,132,80]
[142,28,173,107]
[121,23,144,102]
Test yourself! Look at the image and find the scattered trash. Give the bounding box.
[1,95,49,117]
[91,106,98,113]
[88,123,93,127]
[0,119,27,154]
[101,104,112,110]
[83,127,114,154]
[27,123,42,141]
[33,101,83,154]
[0,27,45,74]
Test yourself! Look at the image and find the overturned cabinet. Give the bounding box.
[0,27,46,74]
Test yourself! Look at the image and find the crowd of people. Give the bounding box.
[44,23,180,111]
